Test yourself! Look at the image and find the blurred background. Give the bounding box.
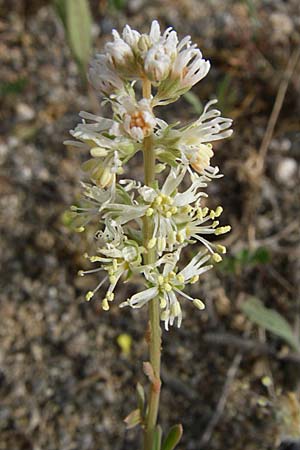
[1,1,300,449]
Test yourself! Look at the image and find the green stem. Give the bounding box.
[142,79,162,450]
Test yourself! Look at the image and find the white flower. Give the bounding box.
[105,30,136,75]
[80,229,144,311]
[144,44,172,82]
[142,21,178,82]
[88,54,126,97]
[148,20,178,54]
[120,248,212,330]
[155,100,233,173]
[65,111,140,186]
[122,24,141,49]
[113,95,157,142]
[138,167,201,254]
[171,43,210,90]
[182,100,233,143]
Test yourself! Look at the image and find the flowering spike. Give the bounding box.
[67,19,232,328]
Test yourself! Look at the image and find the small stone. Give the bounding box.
[270,13,294,43]
[275,158,297,186]
[128,0,144,13]
[16,103,35,121]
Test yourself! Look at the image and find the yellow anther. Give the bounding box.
[164,283,172,292]
[113,259,118,270]
[190,275,199,284]
[102,298,110,311]
[75,226,85,233]
[202,207,209,217]
[177,230,185,243]
[155,195,163,205]
[176,274,185,283]
[158,275,164,285]
[146,207,154,216]
[261,376,272,387]
[169,271,176,279]
[193,299,205,310]
[183,205,192,214]
[215,225,231,236]
[212,253,222,263]
[117,167,124,175]
[196,209,203,220]
[170,206,178,214]
[78,270,84,277]
[107,292,114,301]
[166,211,172,218]
[83,253,89,259]
[109,275,117,284]
[210,210,216,219]
[212,220,219,228]
[215,206,223,217]
[86,291,94,302]
[90,256,102,262]
[216,244,227,254]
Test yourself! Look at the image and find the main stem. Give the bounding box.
[142,79,162,450]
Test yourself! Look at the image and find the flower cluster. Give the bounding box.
[66,20,232,330]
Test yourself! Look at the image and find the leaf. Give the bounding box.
[66,0,92,74]
[183,91,203,114]
[152,425,163,450]
[53,0,67,27]
[109,0,127,10]
[143,362,161,393]
[241,297,300,352]
[136,382,145,415]
[124,408,141,430]
[252,247,270,264]
[156,151,178,167]
[162,424,183,450]
[0,78,27,97]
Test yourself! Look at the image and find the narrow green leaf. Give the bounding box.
[183,91,203,114]
[162,424,183,450]
[65,0,92,74]
[241,297,300,352]
[53,0,67,27]
[152,425,163,450]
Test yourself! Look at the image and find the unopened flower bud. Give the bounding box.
[144,45,171,82]
[90,147,109,157]
[106,32,136,74]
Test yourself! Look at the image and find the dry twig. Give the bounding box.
[199,352,243,447]
[257,47,300,174]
